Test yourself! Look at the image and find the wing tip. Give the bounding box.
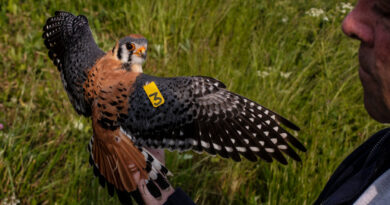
[277,115,300,131]
[276,156,288,165]
[286,135,307,152]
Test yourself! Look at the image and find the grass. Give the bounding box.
[0,0,386,204]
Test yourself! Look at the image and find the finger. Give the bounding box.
[138,180,164,205]
[160,184,174,199]
[138,179,174,204]
[131,166,142,185]
[138,180,151,198]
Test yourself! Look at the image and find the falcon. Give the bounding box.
[43,11,306,204]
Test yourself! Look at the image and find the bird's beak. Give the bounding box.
[134,46,146,58]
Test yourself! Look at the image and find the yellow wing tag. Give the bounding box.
[143,81,165,107]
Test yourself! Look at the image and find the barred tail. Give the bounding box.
[88,136,172,204]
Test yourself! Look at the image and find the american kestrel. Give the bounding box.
[43,11,306,204]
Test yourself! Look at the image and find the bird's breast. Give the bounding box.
[84,54,140,129]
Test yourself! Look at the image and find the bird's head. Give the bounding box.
[113,34,148,72]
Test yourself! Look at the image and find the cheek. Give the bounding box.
[365,24,390,118]
[375,25,390,90]
[376,30,390,63]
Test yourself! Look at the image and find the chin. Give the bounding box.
[131,56,145,65]
[363,93,390,123]
[359,60,390,123]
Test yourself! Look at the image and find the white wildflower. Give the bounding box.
[323,16,329,22]
[73,120,84,130]
[306,8,325,17]
[341,2,353,11]
[282,17,288,23]
[2,193,20,205]
[257,70,270,78]
[338,2,354,14]
[280,72,292,79]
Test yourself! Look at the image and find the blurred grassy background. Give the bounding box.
[0,0,386,204]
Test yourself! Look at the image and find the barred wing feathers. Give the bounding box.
[121,74,305,164]
[43,11,105,116]
[42,11,104,71]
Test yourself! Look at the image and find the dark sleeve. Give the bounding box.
[314,128,390,205]
[163,188,195,205]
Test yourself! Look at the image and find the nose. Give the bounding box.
[342,9,374,46]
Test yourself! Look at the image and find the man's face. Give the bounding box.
[342,0,390,123]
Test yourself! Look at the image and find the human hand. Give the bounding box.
[138,148,174,205]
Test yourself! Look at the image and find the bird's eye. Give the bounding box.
[126,43,135,51]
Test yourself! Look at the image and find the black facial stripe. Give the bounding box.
[117,46,122,60]
[128,50,133,62]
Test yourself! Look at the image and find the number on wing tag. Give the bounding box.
[143,81,165,107]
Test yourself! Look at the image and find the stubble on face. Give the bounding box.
[345,0,390,123]
[358,25,390,122]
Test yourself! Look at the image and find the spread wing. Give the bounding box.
[120,74,306,164]
[43,11,104,71]
[43,11,105,116]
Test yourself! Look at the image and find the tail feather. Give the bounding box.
[88,135,172,204]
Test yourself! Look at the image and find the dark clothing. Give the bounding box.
[315,128,390,205]
[164,188,195,205]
